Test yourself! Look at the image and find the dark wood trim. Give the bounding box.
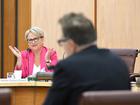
[1,0,4,77]
[15,0,18,48]
[94,0,97,31]
[15,0,18,66]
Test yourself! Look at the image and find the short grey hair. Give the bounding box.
[59,13,97,46]
[25,27,44,40]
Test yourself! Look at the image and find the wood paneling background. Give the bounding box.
[3,0,16,77]
[31,0,95,59]
[97,0,140,72]
[1,0,31,77]
[17,0,31,50]
[1,0,140,77]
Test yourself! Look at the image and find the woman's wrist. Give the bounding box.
[16,57,22,67]
[16,62,22,68]
[15,65,22,70]
[46,59,51,64]
[46,60,52,68]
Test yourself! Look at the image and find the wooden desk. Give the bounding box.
[0,79,52,105]
[0,79,140,105]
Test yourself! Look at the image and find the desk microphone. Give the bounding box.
[47,65,55,70]
[27,48,30,76]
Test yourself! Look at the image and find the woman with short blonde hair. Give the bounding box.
[9,27,58,78]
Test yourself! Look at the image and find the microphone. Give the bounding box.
[47,65,55,70]
[26,48,30,76]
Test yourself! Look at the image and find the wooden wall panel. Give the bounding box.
[3,0,16,77]
[1,0,31,77]
[97,0,140,72]
[18,0,31,50]
[31,0,95,59]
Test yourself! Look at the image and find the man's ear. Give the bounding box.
[68,39,77,52]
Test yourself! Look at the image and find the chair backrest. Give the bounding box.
[0,88,12,105]
[79,91,140,105]
[110,49,139,73]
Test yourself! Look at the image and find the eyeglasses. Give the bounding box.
[27,36,44,44]
[57,37,69,46]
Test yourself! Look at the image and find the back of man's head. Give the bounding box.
[59,13,97,46]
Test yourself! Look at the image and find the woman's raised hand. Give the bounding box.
[45,48,54,61]
[9,45,22,67]
[9,46,21,58]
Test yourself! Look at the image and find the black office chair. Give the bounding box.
[110,49,140,81]
[79,91,140,105]
[0,88,12,105]
[110,49,139,73]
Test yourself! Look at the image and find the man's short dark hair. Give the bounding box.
[59,13,97,46]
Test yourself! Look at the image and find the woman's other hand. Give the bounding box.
[45,48,55,65]
[9,45,22,67]
[45,48,53,60]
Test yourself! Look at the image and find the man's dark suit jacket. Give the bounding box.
[43,45,130,105]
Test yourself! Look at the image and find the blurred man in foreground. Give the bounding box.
[43,13,130,105]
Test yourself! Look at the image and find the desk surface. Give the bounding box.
[0,78,52,87]
[0,80,139,105]
[0,79,140,91]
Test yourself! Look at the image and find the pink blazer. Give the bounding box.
[15,46,58,78]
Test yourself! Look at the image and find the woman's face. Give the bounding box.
[27,32,44,51]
